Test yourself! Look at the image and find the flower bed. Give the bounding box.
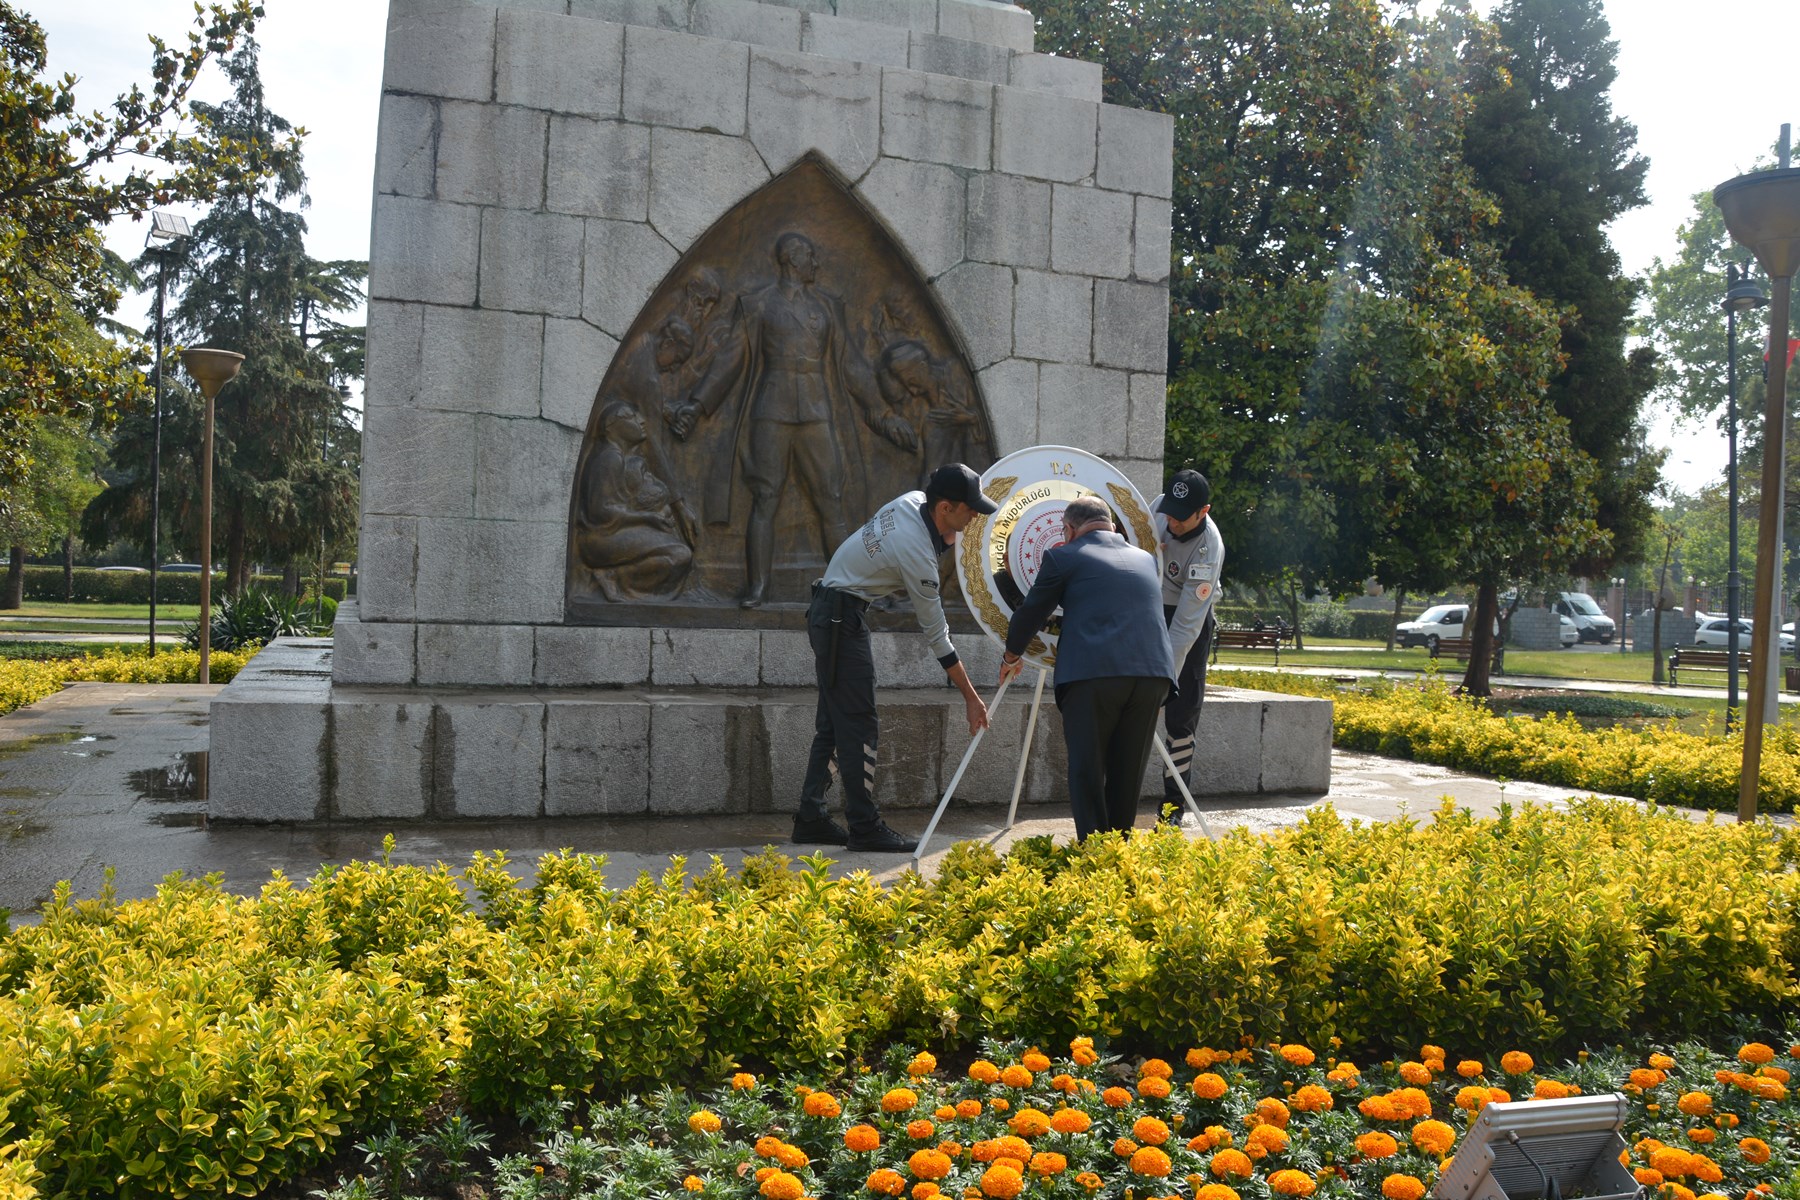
[5,806,1800,1196]
[1217,669,1800,813]
[0,645,257,716]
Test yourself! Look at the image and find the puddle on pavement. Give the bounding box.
[0,730,81,759]
[126,752,205,803]
[7,818,46,840]
[151,812,206,828]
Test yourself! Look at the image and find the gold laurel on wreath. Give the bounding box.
[1107,482,1156,550]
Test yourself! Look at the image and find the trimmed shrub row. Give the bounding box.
[16,565,346,605]
[0,646,259,717]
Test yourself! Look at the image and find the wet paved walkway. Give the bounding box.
[0,679,1665,923]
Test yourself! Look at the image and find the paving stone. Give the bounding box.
[1037,362,1128,457]
[647,127,772,249]
[474,416,582,522]
[994,86,1096,183]
[1012,269,1091,364]
[1049,183,1133,279]
[479,209,587,317]
[881,69,992,171]
[977,358,1038,451]
[1097,102,1174,198]
[497,6,625,115]
[534,626,654,685]
[747,50,882,179]
[966,172,1050,268]
[541,318,619,430]
[1008,52,1101,101]
[1092,278,1168,373]
[383,0,496,102]
[934,260,1013,369]
[369,196,481,305]
[547,117,651,219]
[360,406,476,518]
[801,12,909,68]
[418,622,537,686]
[435,101,547,209]
[356,515,419,622]
[908,32,1010,85]
[1134,194,1172,282]
[937,0,1033,51]
[417,306,545,418]
[580,218,680,338]
[622,26,750,135]
[855,156,965,279]
[545,701,652,814]
[374,94,437,198]
[692,0,802,50]
[333,700,433,819]
[433,699,545,817]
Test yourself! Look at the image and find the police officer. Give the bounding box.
[1152,468,1225,819]
[794,464,997,852]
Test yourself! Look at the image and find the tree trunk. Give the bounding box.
[62,535,73,601]
[2,546,21,609]
[1285,581,1306,651]
[281,563,300,597]
[1459,582,1501,697]
[226,503,248,597]
[1386,588,1406,652]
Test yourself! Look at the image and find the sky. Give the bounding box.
[32,0,1800,495]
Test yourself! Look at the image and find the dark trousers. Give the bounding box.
[1058,676,1168,840]
[798,587,882,834]
[1162,611,1215,814]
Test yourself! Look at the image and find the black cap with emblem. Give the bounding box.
[1161,468,1211,520]
[925,463,1000,515]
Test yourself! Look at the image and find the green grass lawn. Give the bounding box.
[0,602,203,620]
[1216,642,1799,689]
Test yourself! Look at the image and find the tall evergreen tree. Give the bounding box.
[1461,0,1662,576]
[82,40,363,594]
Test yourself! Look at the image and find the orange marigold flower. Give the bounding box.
[1050,1108,1092,1134]
[733,1072,759,1091]
[969,1060,1001,1084]
[1280,1044,1316,1067]
[1739,1043,1776,1066]
[689,1110,723,1135]
[908,1120,937,1140]
[910,1149,956,1180]
[760,1171,805,1200]
[1103,1086,1134,1108]
[937,1140,963,1159]
[1455,1086,1491,1112]
[1758,1066,1790,1084]
[1689,1128,1716,1144]
[989,1098,1011,1113]
[1129,1116,1169,1145]
[1535,1080,1573,1100]
[1359,1095,1404,1122]
[868,1168,907,1196]
[1008,1109,1050,1138]
[979,1165,1024,1200]
[1210,1149,1254,1179]
[1071,1038,1099,1067]
[1396,1087,1432,1117]
[756,1136,785,1158]
[1022,1050,1052,1073]
[1029,1152,1067,1176]
[1292,1085,1334,1113]
[1694,1156,1724,1184]
[884,1088,920,1113]
[1649,1053,1676,1069]
[1457,1060,1485,1078]
[1188,1047,1222,1069]
[1049,1073,1078,1094]
[1399,1062,1433,1086]
[1488,1088,1512,1105]
[934,1106,957,1121]
[1192,1073,1228,1100]
[1356,1132,1400,1159]
[1247,1125,1289,1157]
[1139,1076,1173,1100]
[1425,1058,1447,1075]
[1383,1174,1427,1200]
[1113,1138,1139,1158]
[776,1144,809,1170]
[1138,1057,1174,1079]
[684,1177,705,1193]
[1130,1146,1173,1178]
[910,1052,938,1078]
[1651,1148,1694,1178]
[1197,1186,1241,1200]
[1630,1069,1665,1088]
[1754,1078,1787,1101]
[845,1125,882,1153]
[1000,1065,1034,1089]
[957,1100,984,1119]
[1075,1173,1103,1191]
[995,1136,1031,1162]
[1501,1051,1534,1076]
[1268,1168,1316,1196]
[912,1185,939,1200]
[1635,1169,1665,1188]
[1739,1138,1772,1165]
[1256,1097,1291,1128]
[1678,1092,1714,1117]
[1413,1121,1456,1157]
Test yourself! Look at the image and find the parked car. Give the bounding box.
[94,565,147,573]
[1693,617,1795,654]
[1397,604,1501,651]
[1550,591,1615,643]
[1557,614,1579,647]
[160,563,204,573]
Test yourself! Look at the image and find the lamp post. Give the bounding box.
[1615,578,1627,655]
[143,211,191,655]
[1714,125,1800,821]
[1725,262,1769,732]
[180,347,245,685]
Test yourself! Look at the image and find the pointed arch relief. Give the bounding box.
[566,156,996,623]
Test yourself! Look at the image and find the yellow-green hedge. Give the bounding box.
[5,805,1800,1196]
[0,647,257,717]
[1218,669,1800,812]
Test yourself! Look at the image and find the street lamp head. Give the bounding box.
[181,347,245,400]
[1714,168,1800,278]
[1724,264,1769,312]
[145,210,191,248]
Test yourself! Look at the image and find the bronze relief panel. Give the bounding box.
[566,156,996,623]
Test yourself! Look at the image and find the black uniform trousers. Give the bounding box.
[1058,675,1169,840]
[1161,609,1215,815]
[798,585,883,835]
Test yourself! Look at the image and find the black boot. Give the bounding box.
[792,814,850,845]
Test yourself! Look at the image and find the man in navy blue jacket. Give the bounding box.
[1000,496,1175,840]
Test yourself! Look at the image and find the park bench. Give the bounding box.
[1431,637,1504,671]
[1667,647,1750,687]
[1211,627,1288,667]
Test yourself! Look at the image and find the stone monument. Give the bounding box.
[207,0,1331,821]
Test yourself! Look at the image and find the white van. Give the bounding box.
[1550,592,1615,644]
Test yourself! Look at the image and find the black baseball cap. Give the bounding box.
[926,463,999,514]
[1161,468,1211,519]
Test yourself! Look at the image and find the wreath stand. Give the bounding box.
[909,667,1213,869]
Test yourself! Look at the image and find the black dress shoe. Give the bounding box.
[846,822,916,853]
[792,814,850,845]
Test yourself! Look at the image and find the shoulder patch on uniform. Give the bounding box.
[1165,560,1179,580]
[1187,564,1206,580]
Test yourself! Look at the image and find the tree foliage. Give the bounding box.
[0,0,298,496]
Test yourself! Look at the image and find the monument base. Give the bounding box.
[209,638,1333,824]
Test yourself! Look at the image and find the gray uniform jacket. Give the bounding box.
[1152,494,1226,668]
[821,490,959,666]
